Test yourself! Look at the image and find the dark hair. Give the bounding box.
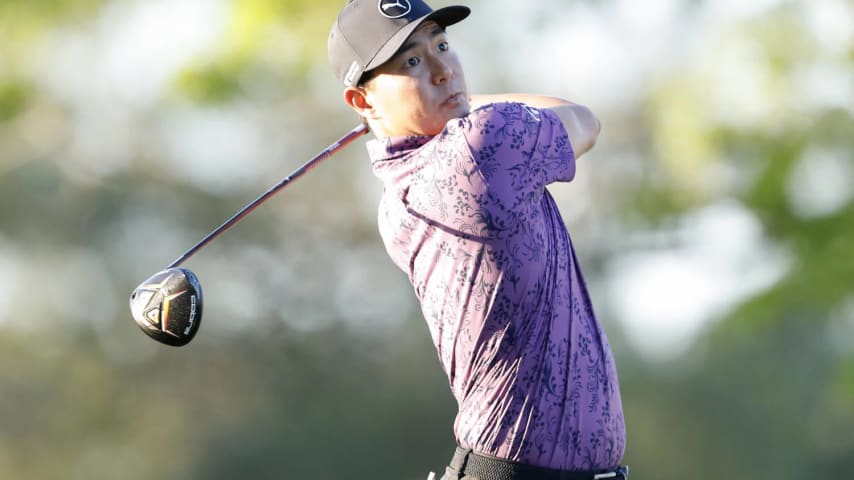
[357,69,376,87]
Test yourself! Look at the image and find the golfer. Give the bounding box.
[329,1,627,479]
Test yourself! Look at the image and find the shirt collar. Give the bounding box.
[366,135,434,162]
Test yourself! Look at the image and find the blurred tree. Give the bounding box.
[614,2,854,479]
[174,0,340,104]
[0,1,852,480]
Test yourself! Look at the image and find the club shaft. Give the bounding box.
[168,124,369,268]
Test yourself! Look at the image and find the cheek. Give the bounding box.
[389,87,429,120]
[370,81,412,113]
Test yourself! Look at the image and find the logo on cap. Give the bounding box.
[344,61,361,86]
[378,0,412,19]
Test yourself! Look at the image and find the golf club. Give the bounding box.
[130,123,369,346]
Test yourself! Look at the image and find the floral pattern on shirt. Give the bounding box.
[369,102,625,470]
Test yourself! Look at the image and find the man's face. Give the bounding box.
[360,21,469,137]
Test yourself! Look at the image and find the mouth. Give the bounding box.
[443,92,465,106]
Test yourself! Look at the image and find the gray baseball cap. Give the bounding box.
[328,0,470,87]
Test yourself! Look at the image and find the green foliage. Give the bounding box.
[0,0,105,44]
[175,63,246,105]
[0,325,455,480]
[0,82,32,123]
[607,2,854,478]
[171,0,341,104]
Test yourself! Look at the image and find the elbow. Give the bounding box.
[553,103,602,158]
[586,105,602,141]
[576,106,601,157]
[589,111,602,149]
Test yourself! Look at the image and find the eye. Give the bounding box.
[406,56,420,68]
[438,41,449,52]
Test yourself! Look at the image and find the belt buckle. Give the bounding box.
[593,465,629,480]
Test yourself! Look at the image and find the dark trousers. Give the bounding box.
[436,447,629,480]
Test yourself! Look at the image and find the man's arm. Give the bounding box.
[469,94,601,158]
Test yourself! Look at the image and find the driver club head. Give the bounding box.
[130,267,203,347]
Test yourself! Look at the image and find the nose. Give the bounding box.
[430,55,453,85]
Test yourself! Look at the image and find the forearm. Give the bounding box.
[556,103,601,157]
[470,93,601,158]
[469,93,573,110]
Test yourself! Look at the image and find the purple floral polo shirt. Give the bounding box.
[367,102,626,470]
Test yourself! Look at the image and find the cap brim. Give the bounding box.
[364,6,471,73]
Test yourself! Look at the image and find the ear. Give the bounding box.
[344,87,379,121]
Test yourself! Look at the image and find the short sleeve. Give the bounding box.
[458,103,575,205]
[397,103,576,241]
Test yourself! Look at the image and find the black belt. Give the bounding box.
[449,447,629,480]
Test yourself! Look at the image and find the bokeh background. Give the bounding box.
[1,0,852,479]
